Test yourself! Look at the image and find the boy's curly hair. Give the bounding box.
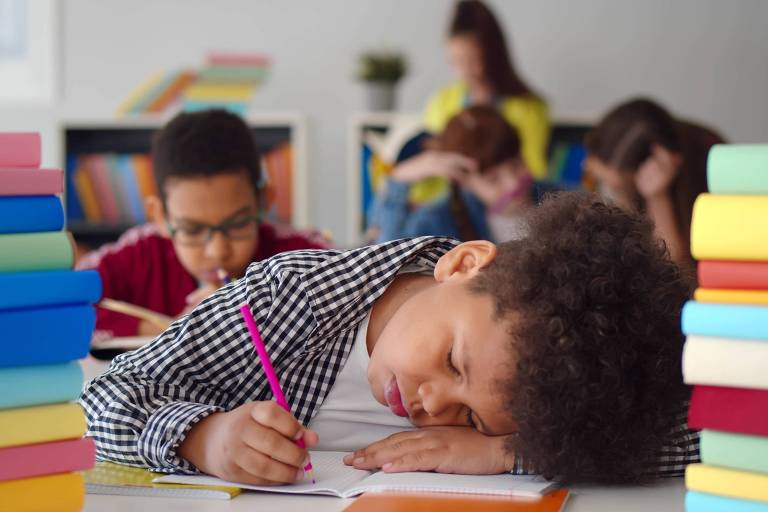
[472,191,691,484]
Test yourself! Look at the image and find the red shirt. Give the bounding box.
[77,223,329,337]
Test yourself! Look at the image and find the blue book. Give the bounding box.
[561,144,586,186]
[682,301,768,340]
[0,196,64,234]
[0,303,95,368]
[116,155,146,223]
[686,491,768,512]
[65,154,84,222]
[0,270,101,310]
[0,361,82,410]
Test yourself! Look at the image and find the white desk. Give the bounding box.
[84,479,686,511]
[80,358,687,510]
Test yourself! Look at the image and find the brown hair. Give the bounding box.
[449,0,536,98]
[429,105,521,240]
[473,192,692,483]
[584,98,725,259]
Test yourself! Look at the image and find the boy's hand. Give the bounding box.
[635,145,681,200]
[391,151,478,183]
[342,427,514,475]
[180,284,220,316]
[178,401,319,485]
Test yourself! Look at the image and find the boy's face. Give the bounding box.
[149,170,260,285]
[367,242,518,437]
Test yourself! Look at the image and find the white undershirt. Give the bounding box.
[308,310,414,451]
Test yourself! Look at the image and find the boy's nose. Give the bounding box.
[417,381,464,425]
[204,231,232,263]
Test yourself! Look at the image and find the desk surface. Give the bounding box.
[84,479,686,511]
[80,358,687,511]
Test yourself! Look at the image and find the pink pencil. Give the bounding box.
[239,304,316,484]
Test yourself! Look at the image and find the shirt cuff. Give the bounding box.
[138,401,224,473]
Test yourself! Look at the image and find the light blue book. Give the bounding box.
[116,155,146,223]
[682,301,768,340]
[686,491,768,512]
[0,362,82,410]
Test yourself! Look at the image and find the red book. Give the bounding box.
[0,132,41,168]
[0,168,63,196]
[207,52,271,67]
[84,155,121,223]
[699,261,768,290]
[688,385,768,436]
[0,438,95,482]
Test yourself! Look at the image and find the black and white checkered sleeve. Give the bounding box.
[79,265,274,474]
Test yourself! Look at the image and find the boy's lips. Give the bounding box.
[385,376,409,417]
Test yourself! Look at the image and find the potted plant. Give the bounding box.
[356,50,407,111]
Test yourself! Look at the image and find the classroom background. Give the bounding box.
[1,0,767,247]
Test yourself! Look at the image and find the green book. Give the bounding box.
[701,429,768,475]
[198,66,269,83]
[707,144,768,194]
[0,231,73,272]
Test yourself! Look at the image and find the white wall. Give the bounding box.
[2,0,767,244]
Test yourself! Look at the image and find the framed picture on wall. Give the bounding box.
[0,0,58,103]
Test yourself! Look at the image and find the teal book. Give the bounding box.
[707,145,768,194]
[686,491,768,512]
[682,301,768,340]
[701,429,768,475]
[0,362,82,409]
[104,154,131,222]
[116,155,145,223]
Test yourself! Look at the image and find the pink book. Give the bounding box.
[0,437,95,482]
[84,155,120,222]
[207,52,271,67]
[0,133,41,168]
[0,168,64,196]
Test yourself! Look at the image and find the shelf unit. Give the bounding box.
[60,113,308,248]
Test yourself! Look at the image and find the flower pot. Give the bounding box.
[364,81,397,111]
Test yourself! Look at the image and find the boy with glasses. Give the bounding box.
[77,110,327,338]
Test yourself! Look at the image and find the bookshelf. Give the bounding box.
[60,113,308,248]
[347,111,593,243]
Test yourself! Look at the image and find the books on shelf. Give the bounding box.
[684,143,768,510]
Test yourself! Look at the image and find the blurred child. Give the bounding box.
[584,98,725,270]
[370,106,557,243]
[77,109,327,337]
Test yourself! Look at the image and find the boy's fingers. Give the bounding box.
[242,426,306,469]
[381,449,442,473]
[250,402,303,440]
[301,429,320,447]
[348,438,428,470]
[236,448,304,485]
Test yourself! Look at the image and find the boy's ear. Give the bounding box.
[434,240,497,282]
[144,195,171,238]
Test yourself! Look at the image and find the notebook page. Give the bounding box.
[154,451,371,497]
[343,471,557,498]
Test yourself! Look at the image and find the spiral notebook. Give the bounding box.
[155,451,557,498]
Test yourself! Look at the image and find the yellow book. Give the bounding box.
[0,472,84,512]
[686,463,768,503]
[84,462,240,500]
[183,82,255,101]
[694,288,768,306]
[73,165,102,222]
[691,194,768,261]
[0,403,85,449]
[116,71,165,116]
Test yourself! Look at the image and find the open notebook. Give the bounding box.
[155,451,557,498]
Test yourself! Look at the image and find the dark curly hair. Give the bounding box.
[152,109,261,203]
[472,191,691,484]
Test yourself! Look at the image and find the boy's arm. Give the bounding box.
[79,270,270,473]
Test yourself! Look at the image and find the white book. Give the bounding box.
[683,335,768,390]
[155,451,557,499]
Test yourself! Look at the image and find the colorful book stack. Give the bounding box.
[117,52,270,116]
[66,153,156,225]
[0,132,101,511]
[683,144,768,511]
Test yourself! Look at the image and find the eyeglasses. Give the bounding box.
[167,214,260,247]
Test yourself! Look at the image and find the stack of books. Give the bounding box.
[683,144,768,510]
[0,132,101,511]
[118,52,270,116]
